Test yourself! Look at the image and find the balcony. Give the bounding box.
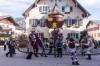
[0,34,12,37]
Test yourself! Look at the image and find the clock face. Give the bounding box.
[57,17,63,21]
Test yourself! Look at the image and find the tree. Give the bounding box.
[50,29,59,40]
[18,34,29,47]
[79,30,88,43]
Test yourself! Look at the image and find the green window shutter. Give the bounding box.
[64,19,66,24]
[29,19,33,26]
[62,6,65,12]
[76,33,79,39]
[39,6,42,12]
[80,19,83,26]
[70,6,73,12]
[37,19,40,25]
[72,19,75,25]
[48,6,50,12]
[35,19,38,26]
[67,33,70,39]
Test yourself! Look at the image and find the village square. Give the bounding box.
[0,0,100,66]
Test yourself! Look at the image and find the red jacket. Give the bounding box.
[29,34,43,49]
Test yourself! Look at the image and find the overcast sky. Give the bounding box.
[0,0,100,22]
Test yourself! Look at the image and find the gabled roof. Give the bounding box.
[22,0,91,17]
[86,20,100,28]
[0,16,19,26]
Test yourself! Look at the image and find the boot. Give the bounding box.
[75,61,80,65]
[35,49,39,57]
[26,52,32,59]
[86,54,91,60]
[83,52,85,56]
[5,54,8,57]
[72,62,75,65]
[45,55,48,57]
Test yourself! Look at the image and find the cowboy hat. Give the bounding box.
[30,28,36,32]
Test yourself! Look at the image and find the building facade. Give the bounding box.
[0,15,19,40]
[86,20,100,41]
[23,0,90,41]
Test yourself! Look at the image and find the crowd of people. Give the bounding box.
[4,28,96,65]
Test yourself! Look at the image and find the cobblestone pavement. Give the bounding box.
[0,46,100,66]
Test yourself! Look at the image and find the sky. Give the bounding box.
[0,0,100,22]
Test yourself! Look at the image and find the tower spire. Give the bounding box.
[55,0,57,4]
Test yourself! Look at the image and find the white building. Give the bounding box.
[86,20,100,41]
[0,14,19,40]
[22,0,90,41]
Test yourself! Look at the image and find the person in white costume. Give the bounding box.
[85,35,94,60]
[65,38,70,53]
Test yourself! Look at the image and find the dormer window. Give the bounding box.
[50,0,53,2]
[39,6,50,13]
[62,5,73,13]
[65,6,70,12]
[58,0,61,2]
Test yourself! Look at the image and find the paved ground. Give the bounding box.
[0,46,100,66]
[20,47,100,55]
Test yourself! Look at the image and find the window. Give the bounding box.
[69,19,72,25]
[3,31,6,34]
[97,26,99,30]
[95,33,96,37]
[40,19,46,27]
[78,20,80,25]
[43,6,48,12]
[98,33,100,37]
[39,6,50,13]
[75,19,80,26]
[9,32,11,34]
[7,25,9,28]
[67,33,79,39]
[37,33,44,38]
[75,19,77,25]
[62,6,73,13]
[29,19,38,26]
[58,0,61,2]
[32,19,38,26]
[70,33,76,39]
[65,19,71,26]
[50,0,53,2]
[65,6,70,12]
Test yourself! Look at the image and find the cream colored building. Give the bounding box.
[0,14,19,40]
[22,0,90,41]
[86,20,100,41]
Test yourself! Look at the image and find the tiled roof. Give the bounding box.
[0,16,19,26]
[86,20,100,28]
[22,0,91,17]
[90,20,100,25]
